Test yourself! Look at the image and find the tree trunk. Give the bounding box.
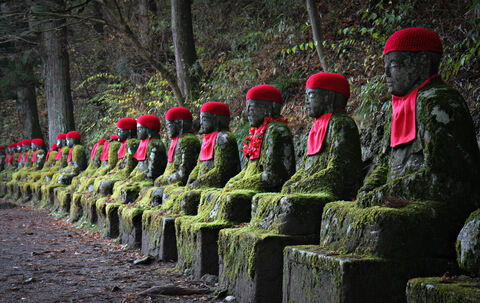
[171,0,202,103]
[306,0,329,72]
[37,0,75,145]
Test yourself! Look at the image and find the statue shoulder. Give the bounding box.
[148,138,166,153]
[267,121,292,138]
[126,138,140,151]
[179,132,201,148]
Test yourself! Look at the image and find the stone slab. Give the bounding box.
[119,212,142,248]
[406,276,480,303]
[141,216,177,261]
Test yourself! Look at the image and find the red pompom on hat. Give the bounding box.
[57,133,66,140]
[384,27,442,55]
[50,143,58,150]
[117,117,137,130]
[306,72,350,99]
[98,139,107,145]
[138,114,161,131]
[246,84,283,103]
[165,107,193,121]
[66,131,81,140]
[32,139,44,146]
[110,135,118,140]
[201,102,231,116]
[23,139,32,146]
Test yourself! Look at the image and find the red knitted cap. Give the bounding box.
[110,135,118,140]
[17,141,22,146]
[201,102,231,116]
[165,107,193,121]
[384,27,442,55]
[117,117,137,130]
[306,72,350,98]
[99,139,107,145]
[50,143,58,150]
[32,138,44,146]
[66,131,81,140]
[57,133,66,140]
[8,143,16,148]
[246,84,283,103]
[138,114,161,131]
[23,139,32,146]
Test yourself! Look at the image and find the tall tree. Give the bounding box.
[306,0,329,71]
[171,0,202,102]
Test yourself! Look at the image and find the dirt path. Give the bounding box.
[0,203,220,303]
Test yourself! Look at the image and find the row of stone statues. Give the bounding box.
[1,27,479,303]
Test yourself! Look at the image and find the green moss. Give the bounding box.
[407,276,480,303]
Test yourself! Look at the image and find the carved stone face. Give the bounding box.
[137,124,148,140]
[166,120,183,139]
[385,51,423,97]
[117,128,129,142]
[306,88,347,118]
[16,145,22,153]
[200,112,216,134]
[246,99,272,127]
[57,139,66,148]
[22,144,30,152]
[66,138,75,148]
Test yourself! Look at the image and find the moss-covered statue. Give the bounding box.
[119,107,200,248]
[4,139,32,199]
[0,143,18,197]
[176,84,295,278]
[0,145,5,172]
[98,115,167,239]
[77,118,138,224]
[282,28,480,303]
[218,73,363,302]
[141,102,240,260]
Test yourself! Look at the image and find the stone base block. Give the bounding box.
[283,245,454,303]
[141,214,177,261]
[69,193,83,222]
[119,207,143,248]
[219,231,316,303]
[104,202,123,238]
[406,276,480,302]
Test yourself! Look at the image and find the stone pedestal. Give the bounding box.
[119,207,143,248]
[283,246,454,303]
[69,193,83,222]
[406,276,480,302]
[141,216,177,261]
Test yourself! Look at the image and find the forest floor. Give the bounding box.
[0,203,223,303]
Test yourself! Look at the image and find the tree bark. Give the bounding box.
[171,0,202,102]
[306,0,329,72]
[36,0,75,145]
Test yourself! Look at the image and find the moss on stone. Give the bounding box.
[406,276,480,303]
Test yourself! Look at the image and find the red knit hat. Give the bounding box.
[306,72,350,98]
[165,107,193,121]
[201,102,231,116]
[32,138,44,146]
[23,139,32,146]
[117,117,137,130]
[110,135,118,140]
[246,84,283,103]
[57,133,66,140]
[50,143,58,150]
[99,139,107,145]
[384,27,443,55]
[138,114,161,131]
[66,131,81,140]
[17,141,22,147]
[8,143,16,148]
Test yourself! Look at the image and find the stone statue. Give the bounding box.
[57,131,87,185]
[0,145,5,172]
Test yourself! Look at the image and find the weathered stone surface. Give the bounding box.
[141,217,177,261]
[406,277,480,303]
[457,209,480,276]
[283,245,452,303]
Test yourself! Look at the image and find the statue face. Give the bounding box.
[200,112,216,134]
[22,144,29,152]
[166,120,183,139]
[57,139,66,148]
[117,128,129,142]
[137,124,148,140]
[385,51,422,97]
[246,100,271,127]
[306,88,334,118]
[16,145,22,152]
[66,138,75,148]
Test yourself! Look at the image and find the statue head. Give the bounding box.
[137,114,161,140]
[31,138,45,151]
[200,102,231,133]
[109,134,118,142]
[22,139,32,152]
[246,84,283,127]
[384,27,442,97]
[116,117,137,142]
[0,145,4,155]
[66,131,81,148]
[56,133,66,148]
[165,107,193,139]
[306,72,350,118]
[16,141,22,153]
[8,143,16,154]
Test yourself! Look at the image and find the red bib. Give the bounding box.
[32,151,38,163]
[390,74,440,147]
[117,140,127,159]
[18,152,23,163]
[168,138,179,163]
[242,116,288,160]
[4,154,8,164]
[23,152,29,163]
[46,150,52,161]
[67,147,74,162]
[90,144,99,161]
[200,132,219,161]
[54,147,63,160]
[134,138,150,161]
[6,154,12,164]
[307,113,333,156]
[100,141,110,161]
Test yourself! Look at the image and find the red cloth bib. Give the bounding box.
[390,74,440,147]
[23,152,29,163]
[17,152,23,163]
[200,132,219,161]
[168,138,179,163]
[134,138,150,161]
[100,142,110,161]
[32,151,38,163]
[90,144,99,161]
[46,150,52,161]
[6,154,12,164]
[242,116,288,160]
[4,154,8,164]
[307,113,333,156]
[67,147,74,162]
[117,140,127,159]
[54,147,63,160]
